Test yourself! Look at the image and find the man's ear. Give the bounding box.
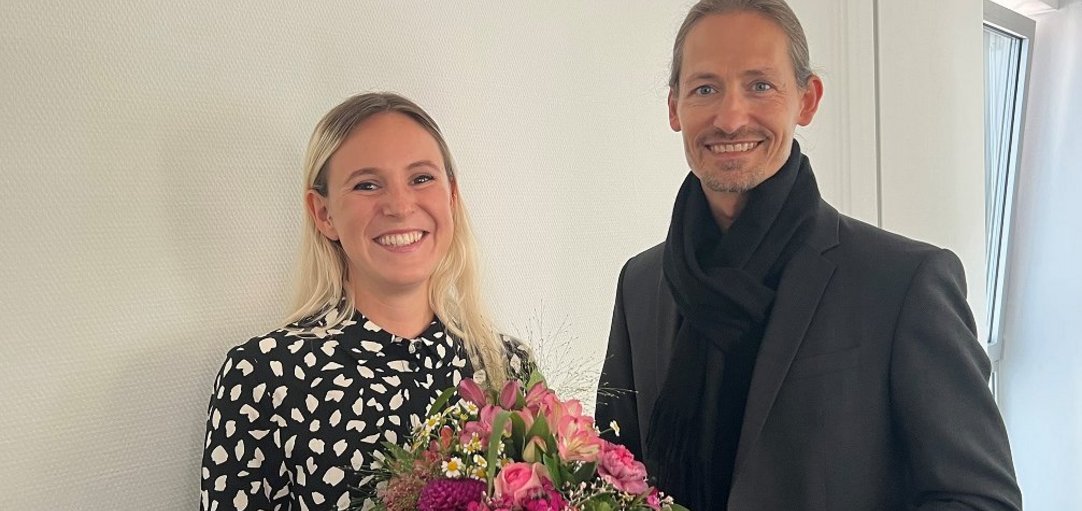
[668,88,682,132]
[797,75,824,126]
[305,190,339,241]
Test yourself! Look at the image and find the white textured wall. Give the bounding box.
[998,0,1082,507]
[876,0,989,338]
[0,1,872,508]
[0,1,996,509]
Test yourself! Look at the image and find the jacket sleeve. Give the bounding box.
[890,249,1022,510]
[595,261,645,461]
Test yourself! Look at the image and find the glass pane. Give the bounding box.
[984,25,1022,337]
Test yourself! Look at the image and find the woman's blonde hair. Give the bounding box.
[285,92,509,386]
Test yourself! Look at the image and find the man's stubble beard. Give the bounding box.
[698,161,764,194]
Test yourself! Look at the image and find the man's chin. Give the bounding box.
[696,168,762,194]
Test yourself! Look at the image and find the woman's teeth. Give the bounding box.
[376,231,423,247]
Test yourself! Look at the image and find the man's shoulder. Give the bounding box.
[622,241,665,283]
[832,212,949,266]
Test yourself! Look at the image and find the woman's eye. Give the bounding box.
[693,85,716,96]
[412,174,435,185]
[751,81,774,92]
[354,181,378,191]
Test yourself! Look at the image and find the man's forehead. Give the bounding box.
[679,13,792,78]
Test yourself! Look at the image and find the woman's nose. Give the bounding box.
[381,184,416,217]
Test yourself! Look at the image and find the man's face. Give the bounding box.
[669,12,822,195]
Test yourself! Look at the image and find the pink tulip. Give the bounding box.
[499,379,522,410]
[459,378,488,406]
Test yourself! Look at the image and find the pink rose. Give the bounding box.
[493,462,550,505]
[597,442,649,494]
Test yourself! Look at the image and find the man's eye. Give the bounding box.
[693,85,716,96]
[751,81,774,92]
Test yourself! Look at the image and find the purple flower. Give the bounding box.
[417,478,487,511]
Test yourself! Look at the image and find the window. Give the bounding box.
[983,0,1035,397]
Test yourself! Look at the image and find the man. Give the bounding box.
[595,1,1022,509]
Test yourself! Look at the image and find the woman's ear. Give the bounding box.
[305,189,339,241]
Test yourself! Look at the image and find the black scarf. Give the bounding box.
[646,141,821,510]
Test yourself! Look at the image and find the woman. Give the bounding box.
[200,92,529,511]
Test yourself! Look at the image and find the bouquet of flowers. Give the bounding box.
[357,371,687,511]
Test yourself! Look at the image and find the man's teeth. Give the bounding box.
[376,231,423,247]
[708,142,758,154]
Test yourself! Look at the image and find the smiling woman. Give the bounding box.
[199,92,532,511]
[306,112,456,330]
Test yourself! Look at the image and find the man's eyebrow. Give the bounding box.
[685,72,721,83]
[684,68,783,82]
[743,67,783,78]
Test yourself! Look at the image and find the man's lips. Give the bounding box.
[704,141,762,154]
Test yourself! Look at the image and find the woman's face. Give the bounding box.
[308,112,455,298]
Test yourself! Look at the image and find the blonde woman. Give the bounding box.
[200,92,529,511]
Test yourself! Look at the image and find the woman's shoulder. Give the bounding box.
[218,312,358,374]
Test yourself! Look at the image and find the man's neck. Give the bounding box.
[704,187,749,232]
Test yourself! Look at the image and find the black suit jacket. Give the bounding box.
[596,200,1022,510]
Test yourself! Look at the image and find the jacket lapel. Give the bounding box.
[732,202,840,481]
[640,261,681,431]
[653,269,681,398]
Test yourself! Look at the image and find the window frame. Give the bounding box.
[982,0,1035,379]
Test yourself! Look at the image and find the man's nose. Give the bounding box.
[381,184,416,217]
[712,92,751,135]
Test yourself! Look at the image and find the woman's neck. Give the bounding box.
[349,282,434,339]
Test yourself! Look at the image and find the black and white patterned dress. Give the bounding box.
[199,308,529,511]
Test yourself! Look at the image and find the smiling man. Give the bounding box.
[595,1,1022,510]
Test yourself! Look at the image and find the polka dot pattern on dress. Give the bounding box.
[200,308,531,511]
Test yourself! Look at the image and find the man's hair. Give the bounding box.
[669,0,814,91]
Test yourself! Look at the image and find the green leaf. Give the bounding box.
[379,441,411,460]
[428,387,457,416]
[485,411,513,491]
[542,453,563,487]
[525,413,550,442]
[509,413,527,455]
[526,368,547,389]
[570,461,597,484]
[666,504,691,511]
[580,497,615,511]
